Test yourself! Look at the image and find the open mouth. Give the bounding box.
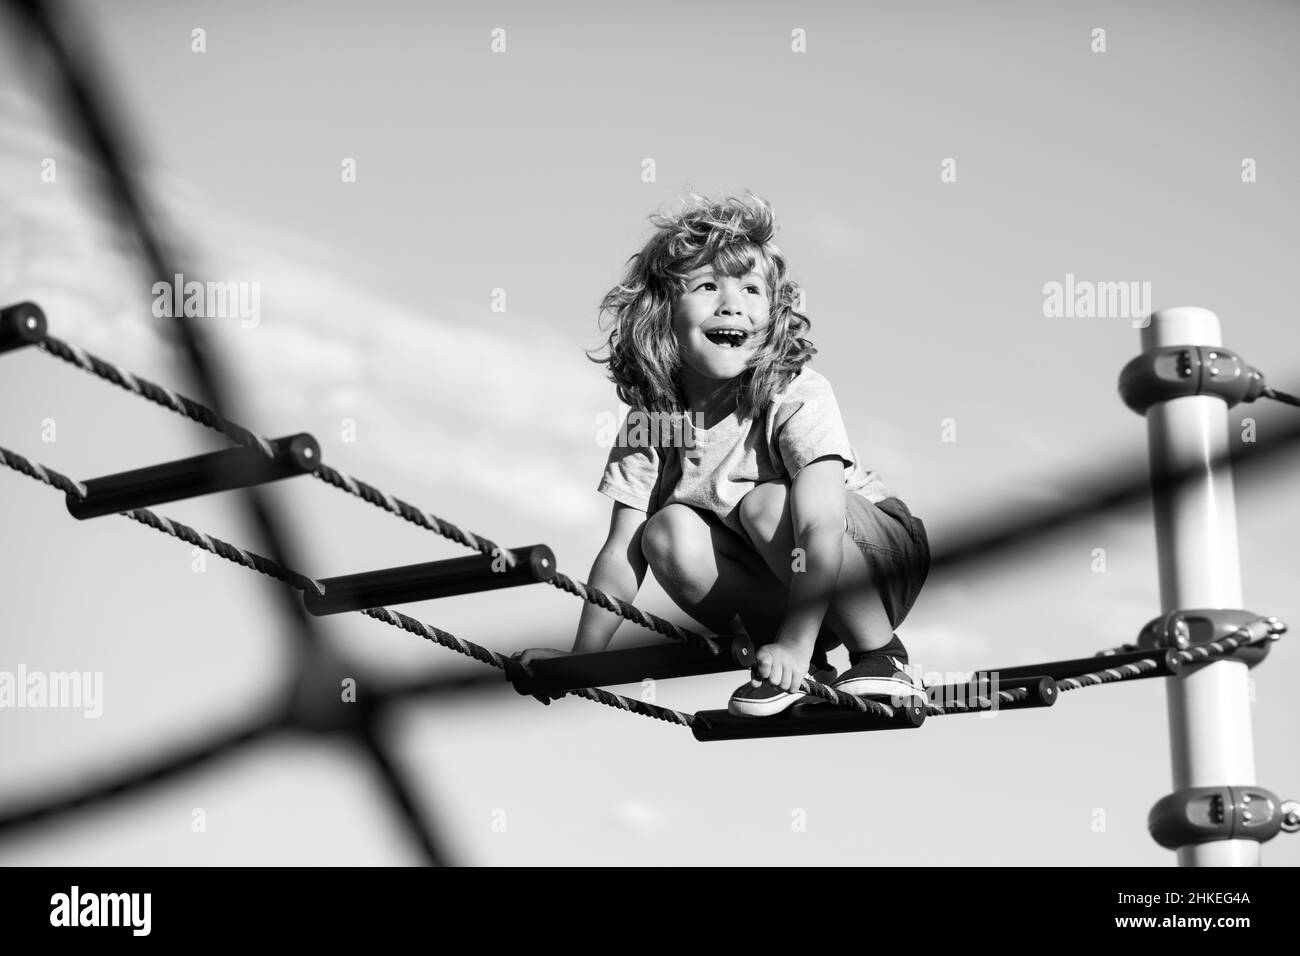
[704,329,749,349]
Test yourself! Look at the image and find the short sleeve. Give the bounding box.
[772,372,856,478]
[596,426,662,512]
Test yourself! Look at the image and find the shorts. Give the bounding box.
[843,495,931,630]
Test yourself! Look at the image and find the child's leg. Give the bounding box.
[640,502,789,643]
[741,481,932,704]
[738,481,893,656]
[641,502,844,717]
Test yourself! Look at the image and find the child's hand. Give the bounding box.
[515,647,570,669]
[509,647,571,705]
[753,642,812,693]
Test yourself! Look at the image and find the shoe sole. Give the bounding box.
[727,670,839,717]
[727,690,806,717]
[833,675,927,703]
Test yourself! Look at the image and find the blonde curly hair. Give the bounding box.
[588,190,816,419]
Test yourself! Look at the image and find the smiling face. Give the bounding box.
[672,255,773,388]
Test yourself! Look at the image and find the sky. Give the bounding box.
[0,0,1298,867]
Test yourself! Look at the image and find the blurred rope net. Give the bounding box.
[1,0,1297,865]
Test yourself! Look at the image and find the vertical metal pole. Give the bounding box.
[1142,306,1258,866]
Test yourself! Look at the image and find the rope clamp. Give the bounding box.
[1135,608,1282,669]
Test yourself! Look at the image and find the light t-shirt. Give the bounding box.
[596,366,893,544]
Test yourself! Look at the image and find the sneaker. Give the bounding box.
[728,663,838,718]
[831,639,925,705]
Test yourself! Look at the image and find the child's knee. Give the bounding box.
[641,504,701,570]
[738,480,788,538]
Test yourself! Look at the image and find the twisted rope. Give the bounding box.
[122,509,326,596]
[1174,626,1275,666]
[38,335,274,456]
[0,443,695,728]
[565,686,697,726]
[547,572,716,654]
[36,333,713,652]
[1262,385,1300,408]
[1056,657,1162,691]
[0,445,86,498]
[923,685,1028,716]
[797,676,896,717]
[311,462,511,564]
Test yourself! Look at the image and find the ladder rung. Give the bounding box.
[66,433,320,519]
[0,302,47,354]
[304,544,556,615]
[978,647,1181,682]
[510,635,752,695]
[691,699,925,742]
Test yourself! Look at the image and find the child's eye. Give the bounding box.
[694,281,763,294]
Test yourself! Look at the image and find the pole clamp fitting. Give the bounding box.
[1119,345,1265,414]
[1135,609,1282,669]
[1149,785,1291,848]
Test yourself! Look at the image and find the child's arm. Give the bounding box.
[571,500,650,653]
[518,500,648,664]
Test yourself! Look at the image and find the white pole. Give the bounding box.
[1142,306,1258,866]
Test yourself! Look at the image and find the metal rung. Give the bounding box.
[979,646,1182,683]
[0,302,47,354]
[304,544,556,616]
[509,635,751,696]
[66,433,320,519]
[691,699,925,742]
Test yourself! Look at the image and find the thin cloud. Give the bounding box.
[0,89,612,528]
